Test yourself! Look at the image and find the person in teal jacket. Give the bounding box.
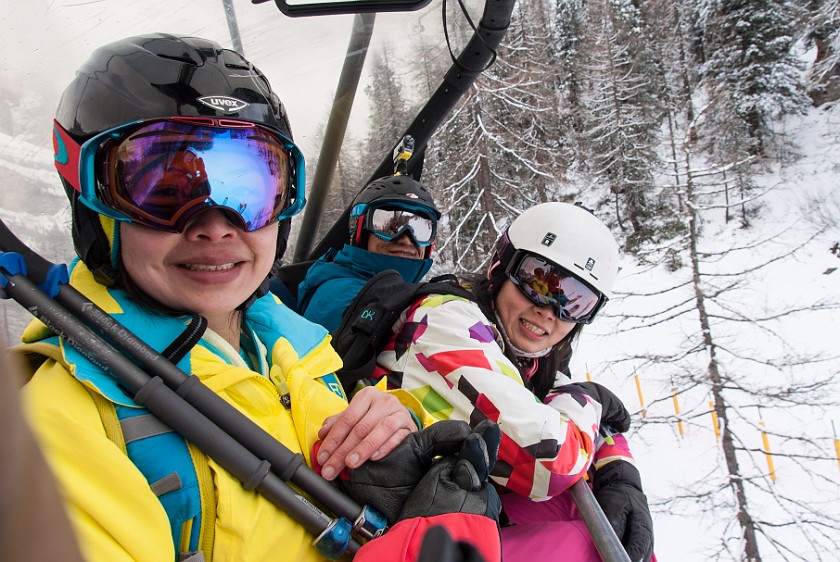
[297,175,439,333]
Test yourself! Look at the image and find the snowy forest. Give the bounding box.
[1,0,839,560]
[313,0,840,560]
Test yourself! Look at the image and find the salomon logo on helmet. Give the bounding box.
[198,96,250,113]
[541,233,557,246]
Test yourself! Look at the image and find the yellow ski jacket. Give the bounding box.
[14,261,352,562]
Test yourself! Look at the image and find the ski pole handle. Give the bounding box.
[569,478,632,562]
[0,219,58,291]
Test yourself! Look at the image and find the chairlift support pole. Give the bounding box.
[222,0,245,55]
[294,13,376,262]
[569,479,632,562]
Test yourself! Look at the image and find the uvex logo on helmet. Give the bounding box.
[197,95,249,114]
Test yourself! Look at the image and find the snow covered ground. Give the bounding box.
[571,103,840,561]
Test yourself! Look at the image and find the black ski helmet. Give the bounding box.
[54,33,298,285]
[348,175,440,258]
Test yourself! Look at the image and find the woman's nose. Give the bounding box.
[393,232,417,247]
[183,208,239,240]
[534,301,558,321]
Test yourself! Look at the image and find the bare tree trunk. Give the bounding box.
[684,152,763,561]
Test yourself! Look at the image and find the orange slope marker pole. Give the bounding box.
[671,382,684,437]
[709,398,720,441]
[758,411,776,482]
[833,420,840,473]
[585,363,591,382]
[634,371,646,418]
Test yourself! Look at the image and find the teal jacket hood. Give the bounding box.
[297,244,433,333]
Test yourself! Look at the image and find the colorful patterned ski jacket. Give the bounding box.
[12,260,501,562]
[372,293,606,501]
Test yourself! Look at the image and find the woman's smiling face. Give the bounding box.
[495,280,575,354]
[120,208,277,331]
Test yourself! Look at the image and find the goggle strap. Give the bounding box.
[53,120,82,191]
[354,215,366,246]
[500,241,522,277]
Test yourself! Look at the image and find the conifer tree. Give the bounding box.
[696,0,810,155]
[362,45,411,179]
[575,0,665,252]
[805,0,840,105]
[425,1,570,273]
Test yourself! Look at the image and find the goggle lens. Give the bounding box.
[509,254,603,323]
[367,207,436,246]
[83,119,303,232]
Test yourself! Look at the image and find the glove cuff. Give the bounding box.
[593,459,643,493]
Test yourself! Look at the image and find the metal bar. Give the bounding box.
[222,0,245,55]
[299,0,515,265]
[569,479,632,562]
[294,12,376,262]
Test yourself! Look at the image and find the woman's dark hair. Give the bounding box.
[466,274,583,402]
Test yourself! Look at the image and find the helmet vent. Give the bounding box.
[157,52,201,65]
[222,50,252,71]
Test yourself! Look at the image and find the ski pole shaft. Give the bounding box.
[56,282,372,531]
[569,478,631,562]
[0,219,383,540]
[0,261,359,558]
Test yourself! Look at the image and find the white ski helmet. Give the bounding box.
[494,202,620,300]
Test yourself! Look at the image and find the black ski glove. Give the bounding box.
[553,381,631,433]
[593,460,654,562]
[336,419,495,524]
[399,420,502,524]
[417,525,489,562]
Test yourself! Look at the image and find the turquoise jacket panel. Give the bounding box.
[297,244,432,333]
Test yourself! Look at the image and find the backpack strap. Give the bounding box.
[114,404,213,561]
[331,270,475,392]
[86,385,215,562]
[332,270,416,390]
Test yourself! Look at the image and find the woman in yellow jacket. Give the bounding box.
[12,33,500,562]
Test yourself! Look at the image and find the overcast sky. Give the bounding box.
[1,0,441,160]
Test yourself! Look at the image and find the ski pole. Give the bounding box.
[0,219,385,543]
[0,253,361,558]
[569,478,632,562]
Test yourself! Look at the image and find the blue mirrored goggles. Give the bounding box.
[66,117,305,232]
[506,253,606,324]
[363,205,437,247]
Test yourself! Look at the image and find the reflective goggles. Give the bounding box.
[506,253,606,324]
[61,117,305,232]
[365,205,436,246]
